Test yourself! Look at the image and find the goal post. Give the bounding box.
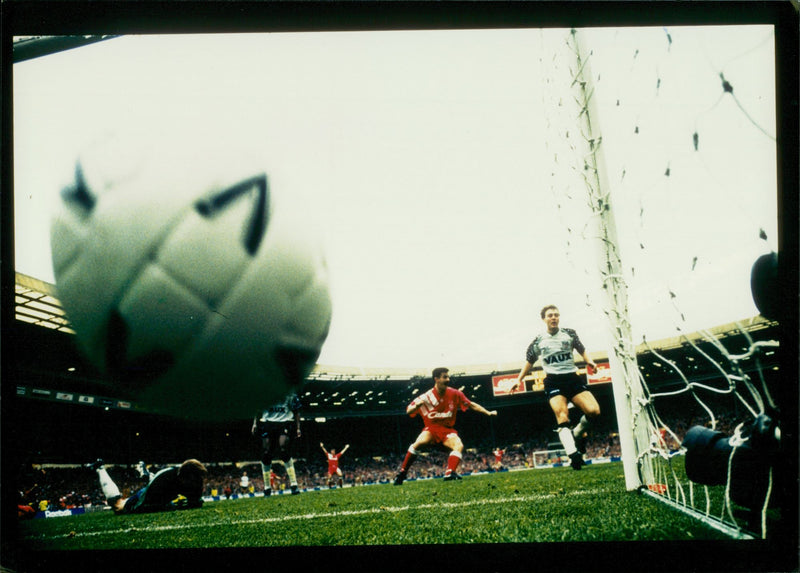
[566,28,649,491]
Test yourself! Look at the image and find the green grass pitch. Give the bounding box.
[19,462,732,551]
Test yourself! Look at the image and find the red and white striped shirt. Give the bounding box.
[410,386,470,429]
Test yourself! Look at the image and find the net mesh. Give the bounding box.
[532,449,568,468]
[539,25,780,539]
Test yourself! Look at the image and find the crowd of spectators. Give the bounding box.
[18,405,746,516]
[17,429,623,514]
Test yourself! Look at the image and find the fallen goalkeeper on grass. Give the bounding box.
[87,458,207,514]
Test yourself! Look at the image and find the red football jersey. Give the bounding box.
[410,386,470,429]
[326,452,342,473]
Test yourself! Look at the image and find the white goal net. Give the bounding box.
[539,25,783,540]
[532,449,568,468]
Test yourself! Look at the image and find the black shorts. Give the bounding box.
[256,421,292,440]
[544,372,589,401]
[258,422,295,460]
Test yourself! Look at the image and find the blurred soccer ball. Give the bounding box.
[50,139,332,420]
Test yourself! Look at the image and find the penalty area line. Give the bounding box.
[39,488,603,541]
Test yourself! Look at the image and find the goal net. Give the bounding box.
[539,25,784,539]
[532,447,568,468]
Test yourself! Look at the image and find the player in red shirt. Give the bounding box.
[492,447,506,471]
[320,442,349,488]
[394,367,497,484]
[269,469,278,492]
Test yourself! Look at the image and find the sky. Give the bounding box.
[13,26,778,370]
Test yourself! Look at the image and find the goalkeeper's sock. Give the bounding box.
[557,423,578,456]
[573,415,591,439]
[285,459,298,487]
[400,446,418,472]
[260,462,270,488]
[96,467,121,500]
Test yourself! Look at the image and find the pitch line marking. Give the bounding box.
[33,488,604,542]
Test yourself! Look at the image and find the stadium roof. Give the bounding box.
[15,273,74,333]
[14,271,776,379]
[12,35,120,63]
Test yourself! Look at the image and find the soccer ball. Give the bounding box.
[50,138,332,421]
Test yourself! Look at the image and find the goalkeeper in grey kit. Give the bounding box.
[88,458,207,514]
[252,392,303,495]
[516,305,600,470]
